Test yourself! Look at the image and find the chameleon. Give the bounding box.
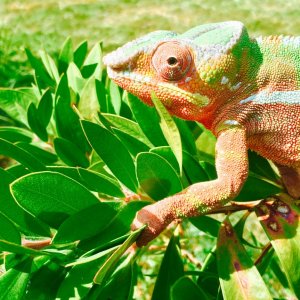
[103,21,300,246]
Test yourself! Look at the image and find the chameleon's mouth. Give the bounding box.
[105,65,210,108]
[106,66,152,84]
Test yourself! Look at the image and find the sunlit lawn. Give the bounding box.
[1,0,300,86]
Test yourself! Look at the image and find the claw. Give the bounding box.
[131,205,169,247]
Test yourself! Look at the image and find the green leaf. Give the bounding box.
[53,203,118,243]
[257,247,274,275]
[174,118,197,156]
[0,240,55,257]
[25,48,55,89]
[5,253,30,271]
[217,218,272,300]
[78,168,124,197]
[54,137,89,168]
[96,79,115,113]
[108,80,122,114]
[82,120,138,192]
[67,62,85,95]
[113,127,150,157]
[27,103,48,141]
[0,138,46,171]
[182,151,209,184]
[58,36,73,73]
[11,171,99,228]
[78,201,149,251]
[152,93,182,172]
[56,252,109,299]
[0,127,33,143]
[255,197,300,298]
[16,142,58,165]
[55,74,90,152]
[0,168,51,237]
[81,64,97,79]
[136,152,182,200]
[199,161,217,180]
[66,245,118,268]
[197,271,220,298]
[74,40,88,69]
[24,262,66,300]
[0,264,31,300]
[78,77,100,120]
[93,226,145,285]
[37,88,53,128]
[152,235,184,300]
[0,88,38,125]
[196,126,216,157]
[6,164,29,178]
[56,73,71,102]
[88,160,111,175]
[127,92,167,146]
[46,166,89,187]
[150,146,180,173]
[189,215,221,238]
[49,165,118,192]
[269,257,293,296]
[248,150,278,182]
[82,42,102,80]
[39,50,60,83]
[0,213,21,244]
[236,175,282,201]
[233,211,259,249]
[171,276,210,300]
[119,99,133,120]
[102,113,152,148]
[88,255,135,300]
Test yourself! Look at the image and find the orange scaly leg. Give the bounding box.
[132,126,249,246]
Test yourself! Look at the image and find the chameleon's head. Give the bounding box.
[104,21,251,123]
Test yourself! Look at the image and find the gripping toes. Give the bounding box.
[131,205,168,247]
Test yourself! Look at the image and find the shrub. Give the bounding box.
[0,38,299,299]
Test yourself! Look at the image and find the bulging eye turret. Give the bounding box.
[152,41,192,81]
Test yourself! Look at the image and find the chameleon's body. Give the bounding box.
[104,21,300,246]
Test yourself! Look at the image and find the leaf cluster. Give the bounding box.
[0,38,299,299]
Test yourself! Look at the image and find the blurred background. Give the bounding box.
[1,0,300,88]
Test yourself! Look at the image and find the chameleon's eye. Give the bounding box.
[167,56,178,65]
[152,41,192,81]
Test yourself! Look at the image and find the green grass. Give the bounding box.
[1,0,300,86]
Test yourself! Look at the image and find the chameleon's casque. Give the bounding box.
[104,21,300,246]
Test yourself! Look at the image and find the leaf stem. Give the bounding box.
[255,242,272,266]
[200,244,217,271]
[22,237,52,249]
[207,200,263,214]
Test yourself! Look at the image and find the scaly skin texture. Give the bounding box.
[103,21,300,246]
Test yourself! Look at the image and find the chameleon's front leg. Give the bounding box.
[132,126,249,246]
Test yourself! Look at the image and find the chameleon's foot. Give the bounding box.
[131,204,170,247]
